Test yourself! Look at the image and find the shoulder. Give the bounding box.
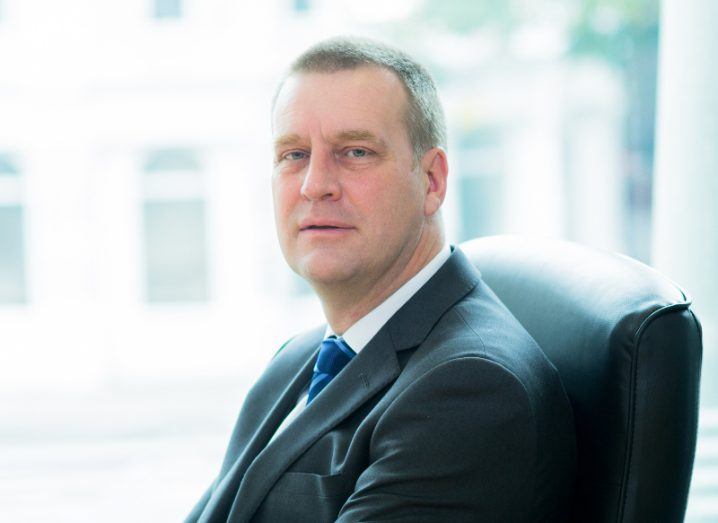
[407,277,554,386]
[395,276,573,437]
[370,279,575,516]
[458,279,571,410]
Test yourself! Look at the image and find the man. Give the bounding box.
[186,37,575,522]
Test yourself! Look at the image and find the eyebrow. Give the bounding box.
[333,129,387,148]
[273,133,303,149]
[273,129,387,149]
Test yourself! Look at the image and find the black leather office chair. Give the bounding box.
[461,235,702,522]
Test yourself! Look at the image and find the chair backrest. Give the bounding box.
[460,235,702,522]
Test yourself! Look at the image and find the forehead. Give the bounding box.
[272,66,410,141]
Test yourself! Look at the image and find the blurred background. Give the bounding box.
[0,0,716,521]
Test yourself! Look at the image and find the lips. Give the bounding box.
[298,219,354,232]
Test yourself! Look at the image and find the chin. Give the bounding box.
[298,258,356,287]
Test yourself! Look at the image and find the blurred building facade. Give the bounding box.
[0,0,638,391]
[0,0,326,391]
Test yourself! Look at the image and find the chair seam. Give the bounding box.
[617,302,692,521]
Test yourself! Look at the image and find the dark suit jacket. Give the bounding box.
[186,247,576,522]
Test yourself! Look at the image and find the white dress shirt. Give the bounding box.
[270,245,451,441]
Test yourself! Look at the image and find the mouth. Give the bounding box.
[299,217,354,230]
[299,221,355,234]
[302,225,347,231]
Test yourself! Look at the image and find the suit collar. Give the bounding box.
[388,246,481,350]
[329,244,451,354]
[224,246,481,522]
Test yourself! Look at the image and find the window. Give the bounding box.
[153,0,182,19]
[455,127,504,240]
[457,176,504,241]
[142,148,209,303]
[0,153,27,304]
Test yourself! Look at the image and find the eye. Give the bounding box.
[345,148,370,159]
[282,150,308,161]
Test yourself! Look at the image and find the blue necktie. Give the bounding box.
[307,336,356,404]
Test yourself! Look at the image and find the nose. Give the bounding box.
[300,150,341,201]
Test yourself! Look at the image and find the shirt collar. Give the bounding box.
[325,244,451,353]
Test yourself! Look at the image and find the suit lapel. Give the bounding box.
[226,327,400,522]
[388,246,481,350]
[222,247,482,522]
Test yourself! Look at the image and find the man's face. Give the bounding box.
[271,66,428,290]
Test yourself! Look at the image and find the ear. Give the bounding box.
[420,147,449,217]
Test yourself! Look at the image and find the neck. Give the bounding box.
[314,225,445,334]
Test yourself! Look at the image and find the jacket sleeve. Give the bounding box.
[336,356,537,523]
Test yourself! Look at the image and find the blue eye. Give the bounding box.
[283,151,308,161]
[346,148,368,158]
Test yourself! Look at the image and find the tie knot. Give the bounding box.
[307,336,356,404]
[316,336,355,375]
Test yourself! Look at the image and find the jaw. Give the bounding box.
[293,246,359,286]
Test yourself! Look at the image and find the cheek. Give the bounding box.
[272,179,296,239]
[273,175,295,211]
[354,179,417,229]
